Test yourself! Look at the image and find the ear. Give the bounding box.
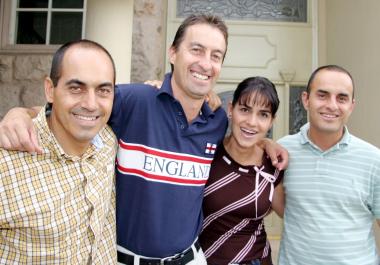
[349,98,356,113]
[269,114,276,129]
[227,102,233,118]
[301,91,309,111]
[168,46,176,65]
[44,77,54,103]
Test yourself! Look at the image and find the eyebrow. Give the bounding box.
[190,42,225,55]
[317,89,350,97]
[65,79,85,86]
[65,79,113,88]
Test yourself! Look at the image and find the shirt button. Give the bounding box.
[178,111,183,116]
[180,124,185,129]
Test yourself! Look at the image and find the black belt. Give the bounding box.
[117,240,201,265]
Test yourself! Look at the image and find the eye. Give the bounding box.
[211,53,222,63]
[260,112,270,118]
[338,96,348,103]
[317,93,326,99]
[239,106,249,113]
[191,47,202,54]
[69,86,82,93]
[97,86,113,97]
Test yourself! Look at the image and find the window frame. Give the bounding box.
[0,0,87,54]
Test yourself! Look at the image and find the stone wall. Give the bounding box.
[0,55,51,119]
[130,0,166,83]
[0,0,167,119]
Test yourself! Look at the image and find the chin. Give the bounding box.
[74,131,98,143]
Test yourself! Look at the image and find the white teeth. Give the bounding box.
[74,114,97,121]
[241,128,256,135]
[192,72,208,80]
[322,113,338,118]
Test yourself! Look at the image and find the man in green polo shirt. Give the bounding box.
[278,65,380,265]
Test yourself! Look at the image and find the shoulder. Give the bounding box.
[277,133,301,148]
[115,83,158,98]
[211,106,228,126]
[348,134,380,162]
[0,148,40,178]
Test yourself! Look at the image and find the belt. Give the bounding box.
[117,240,201,265]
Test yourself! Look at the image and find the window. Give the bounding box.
[0,0,87,52]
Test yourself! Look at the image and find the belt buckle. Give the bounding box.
[161,254,177,265]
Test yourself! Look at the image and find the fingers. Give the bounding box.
[0,122,39,153]
[144,80,163,89]
[206,90,222,111]
[276,148,289,170]
[258,138,288,171]
[266,151,280,169]
[0,107,42,154]
[0,130,12,150]
[30,126,43,154]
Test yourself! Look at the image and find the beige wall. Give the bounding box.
[86,0,134,84]
[322,0,380,148]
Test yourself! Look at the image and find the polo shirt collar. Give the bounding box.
[299,122,351,151]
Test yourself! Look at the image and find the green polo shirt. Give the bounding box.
[278,123,380,265]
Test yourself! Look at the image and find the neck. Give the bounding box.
[308,127,344,151]
[47,116,89,157]
[223,136,264,166]
[179,96,204,122]
[171,82,205,123]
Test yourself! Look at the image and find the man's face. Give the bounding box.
[302,69,355,139]
[169,23,226,101]
[45,46,114,155]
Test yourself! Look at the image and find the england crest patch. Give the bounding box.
[205,143,217,155]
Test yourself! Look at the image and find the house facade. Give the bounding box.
[0,0,379,262]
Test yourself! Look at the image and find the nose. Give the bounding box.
[326,97,338,111]
[198,54,212,72]
[246,113,258,126]
[81,89,98,111]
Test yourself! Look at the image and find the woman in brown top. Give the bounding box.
[199,77,285,265]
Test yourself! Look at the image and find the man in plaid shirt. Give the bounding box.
[0,39,117,264]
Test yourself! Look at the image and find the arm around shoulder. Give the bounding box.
[0,106,43,153]
[271,182,285,218]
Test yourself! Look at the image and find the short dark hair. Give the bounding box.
[232,76,280,117]
[170,14,228,72]
[306,64,355,98]
[50,39,116,86]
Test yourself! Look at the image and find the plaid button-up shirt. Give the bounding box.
[0,108,117,264]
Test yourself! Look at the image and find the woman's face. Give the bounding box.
[228,96,274,150]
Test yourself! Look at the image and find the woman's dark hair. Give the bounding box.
[232,76,280,117]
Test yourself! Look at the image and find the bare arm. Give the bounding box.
[377,219,380,227]
[0,106,43,153]
[257,138,289,170]
[271,182,285,218]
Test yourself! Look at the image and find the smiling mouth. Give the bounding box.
[321,113,339,119]
[73,114,99,121]
[191,71,209,81]
[241,127,258,137]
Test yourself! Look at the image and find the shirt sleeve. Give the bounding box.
[371,157,380,218]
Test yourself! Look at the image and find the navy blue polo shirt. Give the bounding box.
[109,73,228,257]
